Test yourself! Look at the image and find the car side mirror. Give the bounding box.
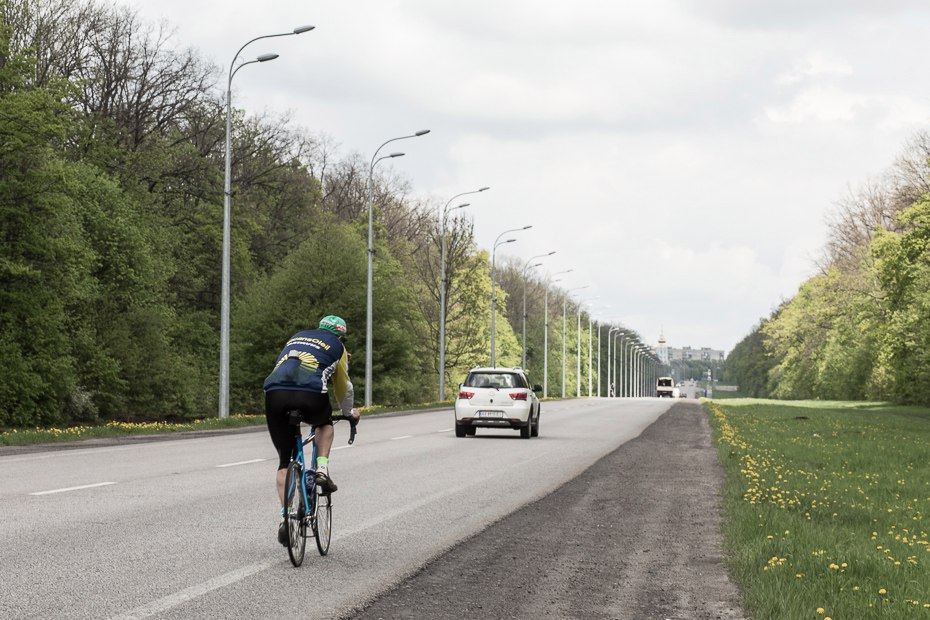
[533,384,542,392]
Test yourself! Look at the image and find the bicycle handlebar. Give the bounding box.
[335,413,358,445]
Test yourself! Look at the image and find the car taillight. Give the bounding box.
[509,392,527,400]
[458,390,475,399]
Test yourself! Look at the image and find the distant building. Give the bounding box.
[667,346,726,362]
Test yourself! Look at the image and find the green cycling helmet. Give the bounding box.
[319,315,347,337]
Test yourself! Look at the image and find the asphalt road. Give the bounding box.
[351,400,745,620]
[0,397,676,619]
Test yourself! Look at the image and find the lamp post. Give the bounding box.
[634,346,645,397]
[587,315,593,397]
[618,332,629,397]
[630,345,640,397]
[490,226,531,366]
[521,251,555,369]
[219,25,313,419]
[576,296,598,398]
[543,269,571,397]
[626,341,637,398]
[365,130,430,407]
[562,286,588,398]
[438,187,489,401]
[615,331,625,397]
[607,327,620,396]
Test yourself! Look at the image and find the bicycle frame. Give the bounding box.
[283,413,356,565]
[293,428,318,520]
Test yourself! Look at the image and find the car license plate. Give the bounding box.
[477,410,504,418]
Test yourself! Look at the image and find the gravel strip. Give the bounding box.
[347,400,745,620]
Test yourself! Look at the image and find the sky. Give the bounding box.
[124,0,930,354]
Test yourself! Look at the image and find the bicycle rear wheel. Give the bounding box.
[313,487,332,556]
[284,462,307,566]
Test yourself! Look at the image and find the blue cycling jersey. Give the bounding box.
[263,329,349,399]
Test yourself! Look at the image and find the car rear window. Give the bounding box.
[465,372,526,389]
[658,378,673,387]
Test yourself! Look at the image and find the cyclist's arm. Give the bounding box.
[331,348,355,417]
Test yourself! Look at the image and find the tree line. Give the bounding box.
[0,0,628,428]
[726,131,930,404]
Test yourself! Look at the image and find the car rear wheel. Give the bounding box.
[531,410,540,437]
[520,418,531,439]
[465,426,476,436]
[455,424,467,438]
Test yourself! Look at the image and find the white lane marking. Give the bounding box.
[391,435,413,440]
[109,450,554,619]
[435,428,453,433]
[108,561,272,620]
[216,458,266,468]
[332,445,353,451]
[30,481,116,496]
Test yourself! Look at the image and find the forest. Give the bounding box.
[725,129,930,404]
[0,0,639,428]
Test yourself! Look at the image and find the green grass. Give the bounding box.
[0,414,268,446]
[705,398,930,619]
[709,388,749,399]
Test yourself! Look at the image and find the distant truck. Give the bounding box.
[656,376,679,398]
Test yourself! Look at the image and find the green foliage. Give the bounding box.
[746,194,930,405]
[725,326,774,398]
[231,218,426,408]
[868,197,930,404]
[707,399,930,619]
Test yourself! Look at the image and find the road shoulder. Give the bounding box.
[347,400,745,620]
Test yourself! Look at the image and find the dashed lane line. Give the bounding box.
[30,481,117,496]
[216,458,267,468]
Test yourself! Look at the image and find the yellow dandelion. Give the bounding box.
[879,588,887,595]
[817,608,825,614]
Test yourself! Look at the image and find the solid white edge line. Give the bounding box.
[216,458,267,468]
[436,428,453,433]
[390,435,413,440]
[332,445,353,451]
[30,481,117,496]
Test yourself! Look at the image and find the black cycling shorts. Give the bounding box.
[265,389,333,470]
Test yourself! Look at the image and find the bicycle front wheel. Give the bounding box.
[313,487,332,556]
[284,462,307,566]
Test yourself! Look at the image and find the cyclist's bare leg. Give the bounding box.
[276,467,286,506]
[314,424,334,460]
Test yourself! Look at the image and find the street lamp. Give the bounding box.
[521,251,555,369]
[438,187,489,401]
[615,331,625,397]
[543,269,571,397]
[365,129,430,407]
[576,296,598,397]
[562,286,588,398]
[607,327,620,396]
[490,226,531,366]
[219,24,314,419]
[633,345,647,397]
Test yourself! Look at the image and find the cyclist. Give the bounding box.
[263,314,360,545]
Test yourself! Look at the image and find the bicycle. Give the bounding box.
[283,411,357,566]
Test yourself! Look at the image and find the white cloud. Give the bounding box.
[119,0,930,355]
[765,86,866,124]
[775,52,854,86]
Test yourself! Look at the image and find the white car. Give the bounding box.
[454,367,542,439]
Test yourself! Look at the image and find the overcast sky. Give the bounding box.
[125,0,930,354]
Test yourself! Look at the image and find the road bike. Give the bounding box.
[283,411,357,566]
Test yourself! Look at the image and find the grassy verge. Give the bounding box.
[0,414,267,446]
[0,401,456,447]
[705,398,930,619]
